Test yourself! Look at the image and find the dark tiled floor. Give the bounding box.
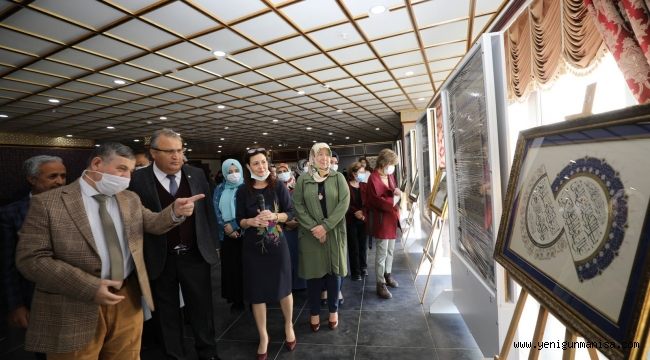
[2,240,484,360]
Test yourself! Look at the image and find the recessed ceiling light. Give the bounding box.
[107,126,115,129]
[159,116,167,120]
[0,114,8,118]
[220,138,225,140]
[329,142,332,145]
[345,136,350,139]
[146,120,153,124]
[375,127,380,130]
[262,132,268,135]
[358,139,362,142]
[212,50,227,57]
[48,99,60,103]
[217,105,225,109]
[183,142,187,146]
[418,97,425,101]
[224,126,229,129]
[322,83,330,88]
[405,71,414,76]
[66,134,73,137]
[176,133,181,136]
[306,127,312,130]
[187,148,192,152]
[95,144,101,147]
[312,140,317,143]
[278,144,282,147]
[254,141,258,144]
[298,146,301,148]
[113,79,126,85]
[246,147,250,150]
[134,139,140,142]
[336,109,343,113]
[328,132,333,135]
[369,5,387,15]
[218,145,222,148]
[272,119,278,123]
[297,90,305,95]
[218,150,222,153]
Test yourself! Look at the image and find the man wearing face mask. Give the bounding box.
[129,129,220,360]
[15,142,202,360]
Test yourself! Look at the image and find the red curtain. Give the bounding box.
[584,0,650,103]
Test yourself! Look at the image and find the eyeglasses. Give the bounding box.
[247,147,266,154]
[152,147,184,155]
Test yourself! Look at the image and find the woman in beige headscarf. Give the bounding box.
[293,143,350,331]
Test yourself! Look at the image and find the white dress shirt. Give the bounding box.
[80,178,134,280]
[153,163,182,194]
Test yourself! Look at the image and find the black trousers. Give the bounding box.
[150,248,217,360]
[347,221,368,276]
[307,274,341,315]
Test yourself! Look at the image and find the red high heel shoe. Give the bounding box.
[256,352,267,360]
[285,338,297,351]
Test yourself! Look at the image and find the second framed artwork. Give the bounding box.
[494,104,650,359]
[427,167,447,217]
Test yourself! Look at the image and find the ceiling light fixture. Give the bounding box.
[159,116,167,120]
[297,90,305,95]
[369,5,387,16]
[218,150,222,153]
[306,127,312,130]
[224,126,229,129]
[246,147,250,150]
[48,99,60,103]
[212,50,227,58]
[113,79,126,85]
[418,97,425,101]
[262,132,268,135]
[322,83,330,88]
[328,132,333,135]
[134,139,140,142]
[254,141,258,144]
[187,149,192,152]
[218,145,222,148]
[272,119,278,123]
[336,109,343,113]
[0,114,8,118]
[405,71,414,76]
[146,120,153,124]
[312,140,317,143]
[358,139,363,142]
[66,134,73,137]
[375,127,380,130]
[107,126,115,129]
[220,138,225,140]
[95,144,101,147]
[217,105,225,109]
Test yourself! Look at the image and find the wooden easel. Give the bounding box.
[415,203,447,304]
[399,195,419,279]
[495,288,600,360]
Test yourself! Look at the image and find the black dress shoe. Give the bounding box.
[361,268,368,276]
[351,274,362,281]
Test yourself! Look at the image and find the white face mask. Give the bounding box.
[278,172,291,182]
[84,170,130,196]
[330,164,339,172]
[385,165,396,175]
[356,172,368,183]
[247,165,270,181]
[226,172,241,183]
[303,166,310,174]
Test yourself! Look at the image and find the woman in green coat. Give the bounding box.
[293,142,350,332]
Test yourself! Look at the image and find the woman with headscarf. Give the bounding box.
[277,163,306,290]
[236,148,296,359]
[213,159,245,310]
[293,143,350,332]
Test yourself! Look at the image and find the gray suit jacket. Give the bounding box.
[16,179,178,353]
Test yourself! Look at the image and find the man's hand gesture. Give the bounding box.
[173,194,205,217]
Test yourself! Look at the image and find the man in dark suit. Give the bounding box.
[15,143,203,359]
[129,129,220,360]
[2,155,66,333]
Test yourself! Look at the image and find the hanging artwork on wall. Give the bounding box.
[433,101,446,169]
[494,104,650,360]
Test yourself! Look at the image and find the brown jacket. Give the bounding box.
[15,179,178,353]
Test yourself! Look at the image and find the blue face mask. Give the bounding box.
[356,172,368,183]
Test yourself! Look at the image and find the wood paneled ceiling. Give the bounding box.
[0,0,507,155]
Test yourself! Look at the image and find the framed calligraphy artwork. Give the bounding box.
[427,168,447,217]
[494,104,650,359]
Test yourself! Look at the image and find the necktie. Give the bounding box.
[167,174,178,197]
[92,194,124,281]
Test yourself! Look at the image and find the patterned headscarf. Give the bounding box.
[277,162,296,190]
[309,142,332,183]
